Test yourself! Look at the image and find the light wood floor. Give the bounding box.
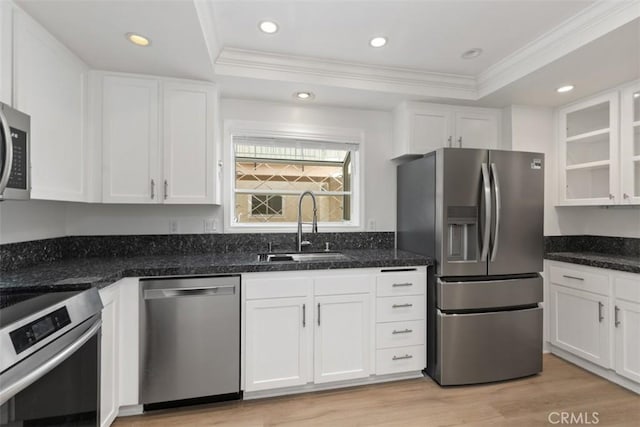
[114,354,640,427]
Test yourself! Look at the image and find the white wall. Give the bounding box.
[508,104,640,238]
[220,99,396,231]
[0,200,67,244]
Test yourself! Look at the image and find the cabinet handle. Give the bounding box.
[392,329,413,335]
[164,180,168,200]
[562,275,584,281]
[317,303,321,326]
[447,136,452,147]
[609,193,615,200]
[302,303,306,328]
[392,283,413,287]
[615,306,620,327]
[392,354,413,361]
[623,193,629,200]
[598,302,604,323]
[150,179,155,199]
[392,303,413,309]
[458,137,462,147]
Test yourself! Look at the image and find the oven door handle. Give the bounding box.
[0,107,14,198]
[0,319,101,406]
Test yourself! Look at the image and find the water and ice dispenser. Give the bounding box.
[446,206,478,262]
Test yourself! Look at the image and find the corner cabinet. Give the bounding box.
[242,267,426,396]
[392,102,501,158]
[556,79,640,206]
[547,261,640,392]
[94,72,219,204]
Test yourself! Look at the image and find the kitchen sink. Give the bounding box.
[257,252,350,262]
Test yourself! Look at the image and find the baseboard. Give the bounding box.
[243,371,425,400]
[550,346,640,394]
[117,404,144,417]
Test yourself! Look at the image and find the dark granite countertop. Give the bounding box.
[0,249,431,293]
[545,252,640,274]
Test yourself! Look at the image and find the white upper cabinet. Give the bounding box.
[13,8,89,201]
[162,82,216,204]
[102,75,160,203]
[95,72,219,204]
[393,102,501,158]
[557,92,619,205]
[556,79,640,206]
[0,1,12,105]
[620,81,640,204]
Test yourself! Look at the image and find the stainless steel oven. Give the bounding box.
[0,102,30,201]
[0,289,103,426]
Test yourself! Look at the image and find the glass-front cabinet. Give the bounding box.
[558,92,619,205]
[620,81,640,204]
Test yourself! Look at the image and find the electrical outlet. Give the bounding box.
[169,219,179,234]
[203,218,217,233]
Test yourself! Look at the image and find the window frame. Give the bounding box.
[223,120,365,233]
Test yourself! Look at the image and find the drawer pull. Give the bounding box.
[392,283,413,287]
[392,303,413,309]
[563,275,584,281]
[392,329,413,335]
[392,354,413,361]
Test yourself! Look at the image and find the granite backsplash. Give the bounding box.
[545,235,640,258]
[0,232,394,272]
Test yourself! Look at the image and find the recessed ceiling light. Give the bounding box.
[461,48,483,59]
[259,21,279,34]
[293,91,314,100]
[634,92,640,98]
[126,32,151,47]
[369,37,387,48]
[556,85,575,93]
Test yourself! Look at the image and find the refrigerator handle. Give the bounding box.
[490,163,501,262]
[480,163,491,262]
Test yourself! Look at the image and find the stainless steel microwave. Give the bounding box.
[0,102,30,200]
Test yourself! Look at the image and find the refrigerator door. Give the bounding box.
[437,148,490,277]
[488,150,544,276]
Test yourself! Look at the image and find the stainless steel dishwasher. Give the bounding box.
[140,275,240,409]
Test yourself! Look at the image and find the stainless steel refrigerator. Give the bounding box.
[397,148,544,385]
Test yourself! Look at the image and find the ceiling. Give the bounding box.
[14,0,640,110]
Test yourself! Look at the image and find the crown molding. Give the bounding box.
[477,0,640,98]
[214,48,477,100]
[193,0,221,73]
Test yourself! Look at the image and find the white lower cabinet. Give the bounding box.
[245,297,312,391]
[548,261,640,391]
[314,293,370,383]
[243,267,427,394]
[99,282,121,427]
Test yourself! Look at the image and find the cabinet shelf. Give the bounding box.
[565,128,610,142]
[565,160,610,171]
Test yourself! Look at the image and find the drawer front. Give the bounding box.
[549,264,609,296]
[376,345,425,375]
[376,320,425,349]
[314,274,372,295]
[245,277,312,300]
[376,295,425,322]
[376,272,426,297]
[614,273,640,304]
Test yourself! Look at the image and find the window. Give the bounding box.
[231,135,360,227]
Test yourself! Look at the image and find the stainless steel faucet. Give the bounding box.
[297,190,318,251]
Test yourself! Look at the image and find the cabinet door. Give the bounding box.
[454,111,498,149]
[549,284,610,368]
[314,294,371,383]
[620,82,640,204]
[409,108,453,154]
[614,300,640,383]
[162,82,216,204]
[557,93,618,205]
[0,1,11,105]
[102,75,160,203]
[99,284,120,427]
[245,297,312,392]
[13,10,88,201]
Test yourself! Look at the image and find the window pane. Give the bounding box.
[236,161,345,193]
[235,193,350,223]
